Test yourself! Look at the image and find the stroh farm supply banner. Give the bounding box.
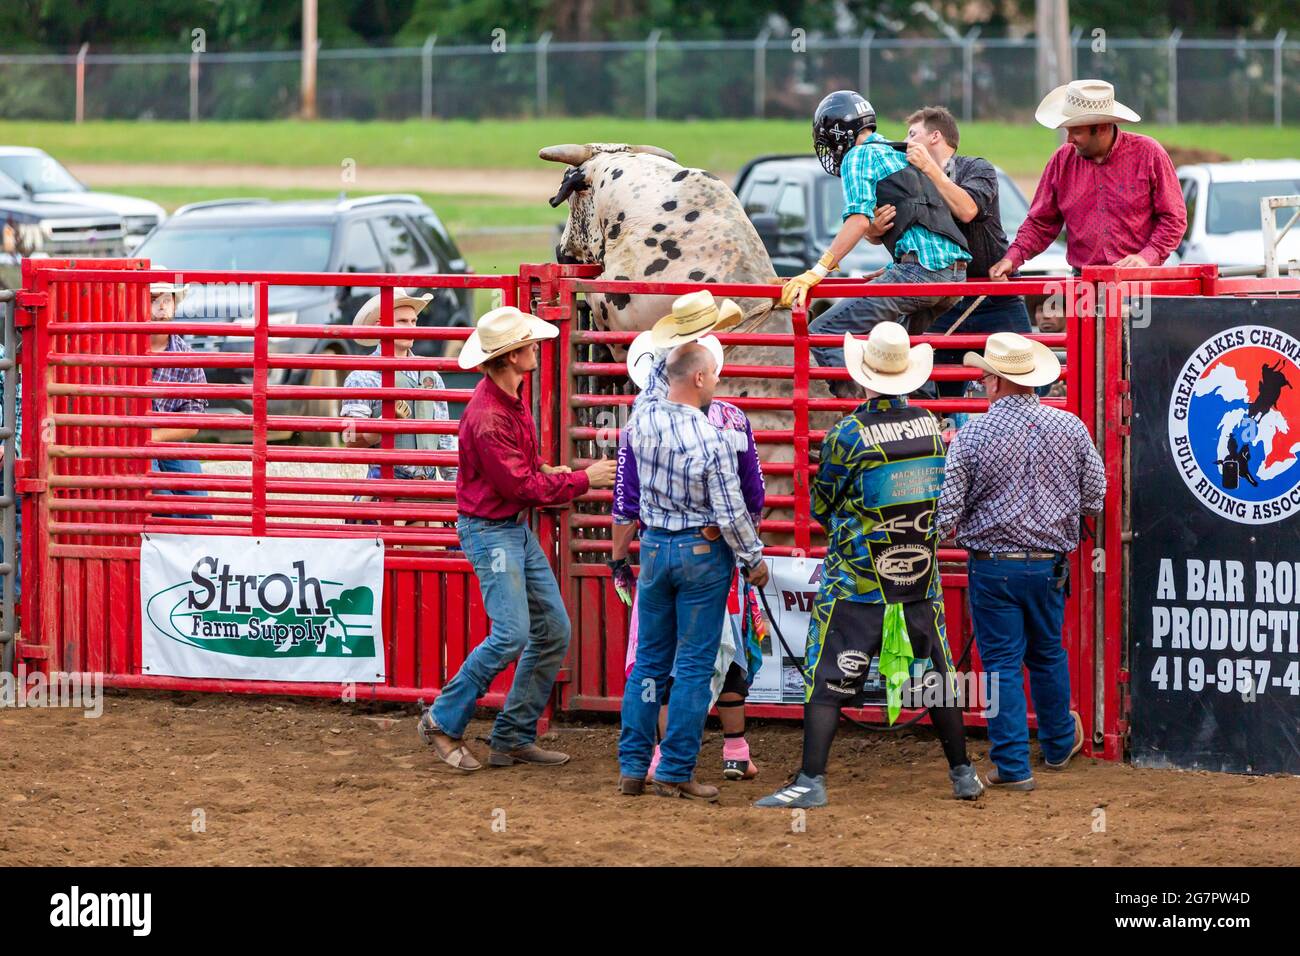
[142,535,386,683]
[1131,298,1300,774]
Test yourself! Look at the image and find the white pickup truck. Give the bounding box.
[1174,160,1300,272]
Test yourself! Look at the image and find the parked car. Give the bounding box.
[732,154,1070,287]
[1,169,127,290]
[1175,160,1300,270]
[0,146,166,251]
[132,193,474,444]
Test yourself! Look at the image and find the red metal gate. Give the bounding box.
[16,256,1232,762]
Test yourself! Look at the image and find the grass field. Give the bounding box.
[2,118,1296,177]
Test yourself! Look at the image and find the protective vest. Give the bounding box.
[867,144,970,263]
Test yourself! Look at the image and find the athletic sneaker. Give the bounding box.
[949,763,984,800]
[984,769,1036,791]
[753,772,827,809]
[1044,710,1085,770]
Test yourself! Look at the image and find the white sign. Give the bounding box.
[141,534,386,683]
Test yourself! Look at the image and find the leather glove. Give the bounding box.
[779,270,824,310]
[608,557,634,606]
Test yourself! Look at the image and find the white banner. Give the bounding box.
[748,555,885,705]
[141,534,386,683]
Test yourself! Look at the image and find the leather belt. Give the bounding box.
[970,550,1061,561]
[898,251,967,273]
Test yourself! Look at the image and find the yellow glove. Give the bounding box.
[779,270,824,310]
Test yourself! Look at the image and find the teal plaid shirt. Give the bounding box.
[840,132,972,272]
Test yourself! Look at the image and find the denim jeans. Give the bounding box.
[151,456,211,521]
[0,493,20,602]
[619,527,735,783]
[430,515,571,751]
[967,556,1077,781]
[929,294,1032,398]
[809,260,964,369]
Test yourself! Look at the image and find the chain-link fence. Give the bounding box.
[1,33,1297,125]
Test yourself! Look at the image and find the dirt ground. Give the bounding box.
[1,692,1296,866]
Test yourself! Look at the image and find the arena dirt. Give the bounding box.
[1,692,1296,866]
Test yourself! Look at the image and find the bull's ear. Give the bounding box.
[539,144,594,166]
[630,144,677,162]
[548,167,589,208]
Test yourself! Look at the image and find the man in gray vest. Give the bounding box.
[341,289,457,509]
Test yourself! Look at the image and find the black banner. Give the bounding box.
[1130,297,1300,774]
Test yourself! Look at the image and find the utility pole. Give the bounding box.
[301,0,318,120]
[1036,0,1072,95]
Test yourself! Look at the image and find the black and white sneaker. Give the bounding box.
[753,772,827,808]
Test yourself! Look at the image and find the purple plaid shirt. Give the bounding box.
[152,335,208,414]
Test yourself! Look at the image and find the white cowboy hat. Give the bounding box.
[149,267,190,305]
[1035,79,1141,129]
[627,331,724,390]
[458,305,558,369]
[352,287,435,347]
[843,323,933,396]
[964,331,1061,388]
[646,290,744,349]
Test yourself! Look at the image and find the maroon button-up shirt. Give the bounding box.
[1006,129,1187,272]
[456,375,588,519]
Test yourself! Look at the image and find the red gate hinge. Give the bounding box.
[1117,668,1130,683]
[15,477,46,494]
[553,667,572,685]
[16,643,48,661]
[14,290,47,311]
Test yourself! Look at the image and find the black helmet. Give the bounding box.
[813,90,876,176]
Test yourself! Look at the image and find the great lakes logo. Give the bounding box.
[145,557,376,657]
[1169,325,1300,525]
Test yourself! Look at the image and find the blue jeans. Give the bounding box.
[619,527,735,783]
[929,294,1031,398]
[151,456,210,521]
[809,260,964,370]
[968,557,1077,781]
[430,515,571,751]
[0,493,20,602]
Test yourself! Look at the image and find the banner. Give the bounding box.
[1130,298,1300,774]
[748,555,886,705]
[141,534,386,683]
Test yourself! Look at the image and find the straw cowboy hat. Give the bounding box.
[149,267,190,304]
[964,331,1061,388]
[646,290,743,349]
[843,323,933,396]
[1035,79,1141,129]
[352,287,435,348]
[627,331,724,390]
[458,305,558,369]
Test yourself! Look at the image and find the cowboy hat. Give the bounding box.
[843,323,933,396]
[627,331,724,390]
[1035,79,1140,129]
[964,331,1061,388]
[149,267,190,305]
[458,305,558,370]
[646,290,743,349]
[352,287,435,348]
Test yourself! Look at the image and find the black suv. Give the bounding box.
[733,154,1069,286]
[133,194,474,442]
[1,169,127,289]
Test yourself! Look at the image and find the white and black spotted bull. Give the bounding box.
[541,142,838,541]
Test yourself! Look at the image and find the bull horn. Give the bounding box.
[538,144,594,166]
[630,144,678,162]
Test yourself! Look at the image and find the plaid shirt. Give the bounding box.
[841,132,972,271]
[0,344,18,448]
[615,394,763,567]
[340,350,457,481]
[936,394,1107,553]
[152,335,208,414]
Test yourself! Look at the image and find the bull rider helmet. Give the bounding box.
[813,90,877,177]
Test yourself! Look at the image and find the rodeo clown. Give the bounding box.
[779,90,971,398]
[612,313,768,783]
[756,323,983,809]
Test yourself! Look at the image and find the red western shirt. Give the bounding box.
[456,375,588,519]
[1006,129,1187,272]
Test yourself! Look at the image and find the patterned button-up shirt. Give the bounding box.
[0,343,19,451]
[813,396,947,604]
[841,132,972,272]
[614,394,763,567]
[152,334,208,414]
[1005,129,1187,271]
[936,393,1107,553]
[340,349,457,481]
